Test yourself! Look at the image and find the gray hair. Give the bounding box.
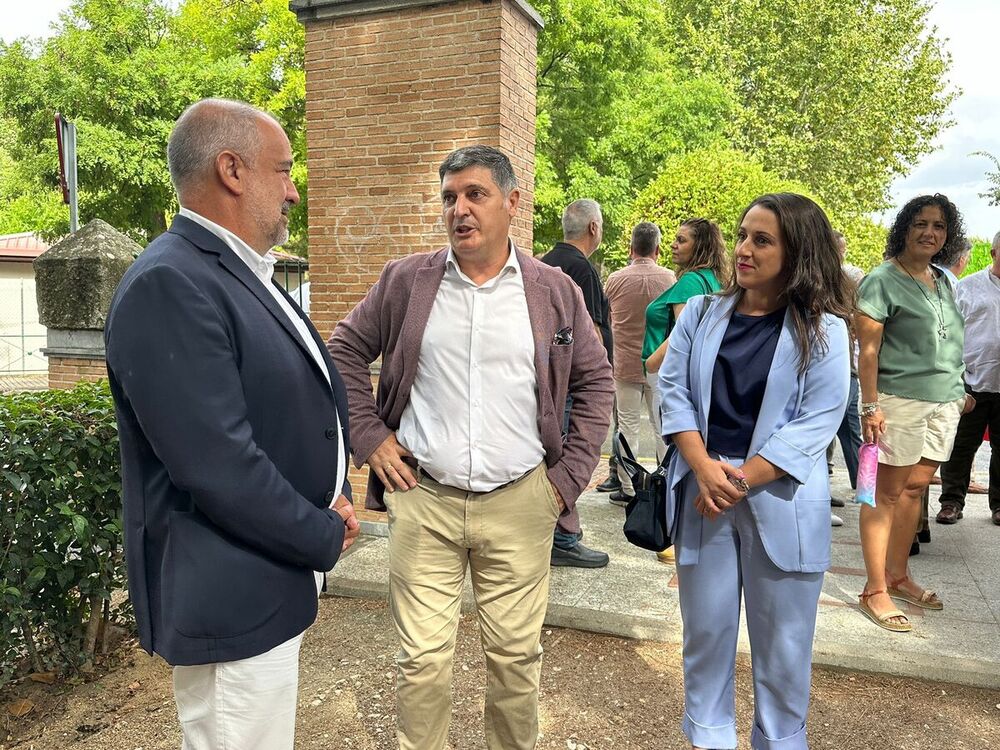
[993,231,1000,253]
[630,221,661,257]
[438,145,518,194]
[167,98,274,198]
[561,199,602,240]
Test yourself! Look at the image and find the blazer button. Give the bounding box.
[325,427,338,440]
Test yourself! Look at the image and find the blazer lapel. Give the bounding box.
[274,282,343,406]
[747,308,798,455]
[169,216,332,391]
[397,249,448,396]
[695,296,734,432]
[517,250,557,408]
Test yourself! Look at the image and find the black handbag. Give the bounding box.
[618,433,674,552]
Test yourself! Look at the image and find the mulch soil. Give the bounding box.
[4,596,999,749]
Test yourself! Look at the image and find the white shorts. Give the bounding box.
[878,392,965,466]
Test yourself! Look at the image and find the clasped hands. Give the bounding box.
[330,494,360,553]
[692,458,748,521]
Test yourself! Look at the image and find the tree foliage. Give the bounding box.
[614,147,887,273]
[0,0,953,264]
[611,146,808,271]
[974,151,1000,208]
[0,118,65,236]
[0,0,307,248]
[965,237,993,276]
[532,0,735,256]
[667,0,956,215]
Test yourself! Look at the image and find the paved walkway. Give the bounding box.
[329,440,1000,689]
[0,372,47,392]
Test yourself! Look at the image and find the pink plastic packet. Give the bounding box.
[855,442,879,507]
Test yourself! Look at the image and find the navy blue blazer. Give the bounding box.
[659,294,850,573]
[105,216,352,666]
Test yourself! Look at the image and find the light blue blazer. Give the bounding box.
[658,294,850,573]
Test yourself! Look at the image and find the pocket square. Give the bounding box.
[552,327,573,345]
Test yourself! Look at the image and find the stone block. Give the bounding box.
[33,219,140,330]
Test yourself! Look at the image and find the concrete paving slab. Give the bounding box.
[328,442,1000,689]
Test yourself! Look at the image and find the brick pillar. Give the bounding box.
[293,0,542,520]
[293,0,541,337]
[33,220,139,389]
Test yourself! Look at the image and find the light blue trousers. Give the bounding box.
[675,470,824,750]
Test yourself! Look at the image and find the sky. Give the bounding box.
[3,0,1000,239]
[882,0,1000,240]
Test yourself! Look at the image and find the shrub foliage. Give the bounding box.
[0,381,127,688]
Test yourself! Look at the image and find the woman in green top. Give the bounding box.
[644,219,727,565]
[643,218,728,374]
[856,194,972,633]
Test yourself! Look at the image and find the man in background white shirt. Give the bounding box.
[938,231,1000,525]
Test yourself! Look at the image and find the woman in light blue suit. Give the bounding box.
[659,193,853,750]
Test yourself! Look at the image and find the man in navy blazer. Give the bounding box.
[105,99,358,749]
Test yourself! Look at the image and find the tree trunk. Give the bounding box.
[97,598,110,654]
[19,620,44,674]
[82,595,102,659]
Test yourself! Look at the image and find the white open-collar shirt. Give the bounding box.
[396,242,544,492]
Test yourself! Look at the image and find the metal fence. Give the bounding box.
[0,278,47,374]
[275,256,309,310]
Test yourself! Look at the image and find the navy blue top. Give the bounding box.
[706,307,786,458]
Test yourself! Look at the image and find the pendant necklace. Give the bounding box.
[895,258,948,339]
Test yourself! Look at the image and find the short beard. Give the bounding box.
[267,223,290,249]
[255,212,289,250]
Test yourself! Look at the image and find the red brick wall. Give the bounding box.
[302,0,539,342]
[48,356,106,389]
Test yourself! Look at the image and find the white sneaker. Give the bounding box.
[831,513,844,527]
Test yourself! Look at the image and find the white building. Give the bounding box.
[0,232,48,374]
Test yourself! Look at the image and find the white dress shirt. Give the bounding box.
[396,244,544,492]
[955,267,1000,394]
[178,208,346,508]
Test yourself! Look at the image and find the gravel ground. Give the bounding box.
[4,596,1000,750]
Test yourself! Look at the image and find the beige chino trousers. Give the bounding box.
[385,463,561,750]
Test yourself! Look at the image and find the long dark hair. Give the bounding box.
[678,218,730,285]
[721,193,855,373]
[884,194,966,268]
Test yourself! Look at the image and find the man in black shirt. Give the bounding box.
[541,199,612,568]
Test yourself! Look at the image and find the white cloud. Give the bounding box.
[0,0,73,44]
[886,0,1000,238]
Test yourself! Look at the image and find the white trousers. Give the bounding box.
[172,574,322,750]
[615,374,667,494]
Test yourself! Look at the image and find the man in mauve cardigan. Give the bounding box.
[328,146,613,750]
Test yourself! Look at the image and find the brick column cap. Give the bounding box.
[290,0,544,29]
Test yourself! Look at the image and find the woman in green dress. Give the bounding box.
[644,218,729,564]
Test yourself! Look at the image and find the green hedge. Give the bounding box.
[607,146,888,273]
[0,381,128,688]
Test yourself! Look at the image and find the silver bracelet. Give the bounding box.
[860,402,880,417]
